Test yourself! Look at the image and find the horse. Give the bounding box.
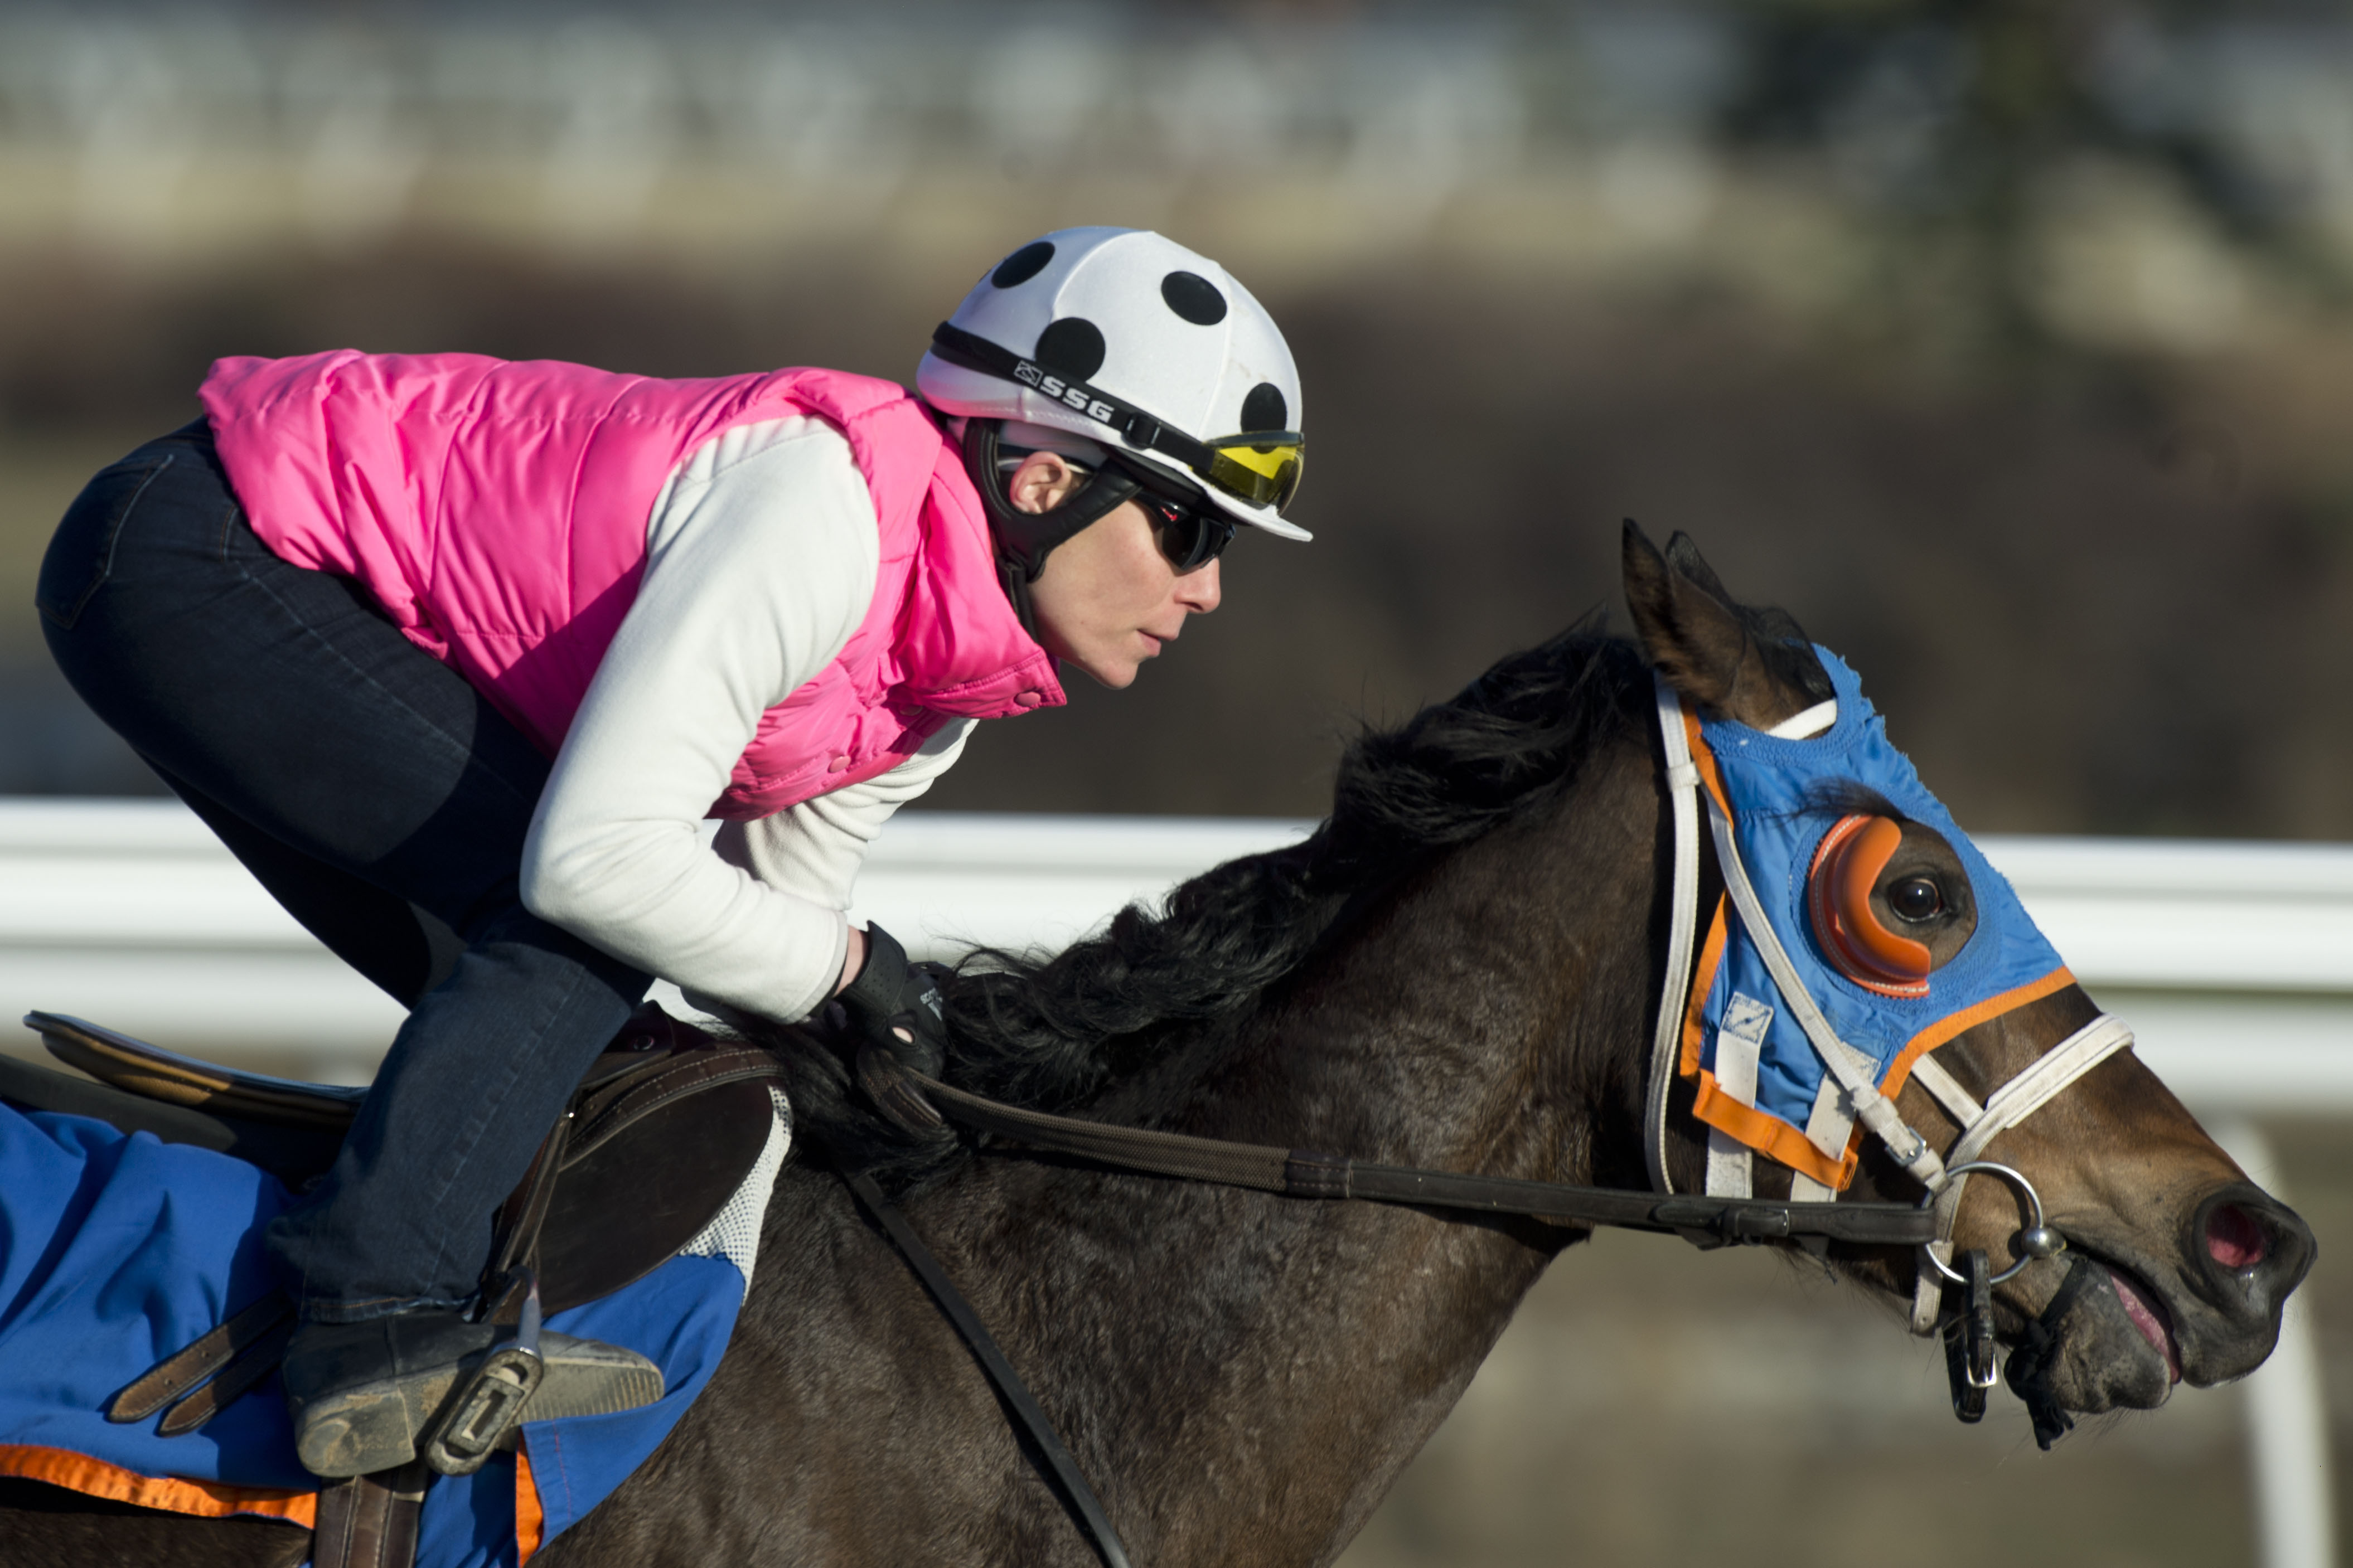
[0,525,2314,1568]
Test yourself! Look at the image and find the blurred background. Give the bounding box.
[5,1,2353,1562]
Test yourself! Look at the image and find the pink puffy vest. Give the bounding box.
[198,351,1062,820]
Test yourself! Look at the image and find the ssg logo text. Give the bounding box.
[1014,360,1119,424]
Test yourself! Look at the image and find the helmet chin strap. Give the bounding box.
[961,418,1141,637]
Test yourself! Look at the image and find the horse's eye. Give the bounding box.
[1888,877,1944,923]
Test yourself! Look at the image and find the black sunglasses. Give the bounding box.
[1138,492,1235,574]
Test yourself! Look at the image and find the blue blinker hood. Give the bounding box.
[1683,649,2072,1188]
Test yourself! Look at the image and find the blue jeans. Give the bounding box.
[38,422,650,1322]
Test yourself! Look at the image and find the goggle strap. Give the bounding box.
[1115,409,1166,453]
[933,322,1262,501]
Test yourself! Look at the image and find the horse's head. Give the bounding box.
[1621,521,2314,1433]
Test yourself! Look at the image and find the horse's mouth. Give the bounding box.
[2103,1261,2182,1385]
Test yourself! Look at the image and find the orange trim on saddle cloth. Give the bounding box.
[516,1445,546,1562]
[0,1443,316,1527]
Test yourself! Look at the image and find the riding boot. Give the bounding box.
[282,1311,665,1478]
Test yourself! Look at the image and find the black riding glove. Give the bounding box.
[837,923,951,1132]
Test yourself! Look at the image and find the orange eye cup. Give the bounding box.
[1807,814,1934,997]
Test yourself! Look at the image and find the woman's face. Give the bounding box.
[1010,454,1224,690]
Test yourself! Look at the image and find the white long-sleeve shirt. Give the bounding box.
[520,416,974,1025]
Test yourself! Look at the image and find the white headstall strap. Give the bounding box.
[1905,1014,2136,1333]
[1764,700,1838,740]
[1643,676,1703,1196]
[1906,1055,1983,1127]
[1944,1014,2132,1172]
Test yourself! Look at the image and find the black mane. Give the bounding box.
[737,619,1655,1187]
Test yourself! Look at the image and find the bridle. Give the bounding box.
[851,668,2139,1567]
[1642,673,2133,1425]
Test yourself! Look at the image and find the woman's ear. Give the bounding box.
[1005,451,1084,515]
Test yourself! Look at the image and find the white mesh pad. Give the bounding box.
[679,1088,792,1289]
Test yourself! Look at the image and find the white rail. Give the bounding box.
[6,801,2352,1105]
[0,802,1316,1060]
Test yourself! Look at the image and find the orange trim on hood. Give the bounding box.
[1681,710,1734,818]
[1877,967,2080,1116]
[1690,1071,1857,1190]
[1677,895,1730,1078]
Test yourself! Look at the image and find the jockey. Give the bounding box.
[35,226,1306,1479]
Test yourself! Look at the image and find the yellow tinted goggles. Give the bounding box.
[1202,433,1305,513]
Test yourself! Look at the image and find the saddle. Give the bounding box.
[7,1007,785,1312]
[0,1006,788,1566]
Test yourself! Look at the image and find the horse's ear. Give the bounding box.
[1622,520,1821,730]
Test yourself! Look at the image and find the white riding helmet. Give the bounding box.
[917,227,1309,549]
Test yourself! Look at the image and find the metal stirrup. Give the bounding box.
[419,1271,546,1478]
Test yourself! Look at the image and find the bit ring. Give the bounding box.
[1919,1159,2065,1286]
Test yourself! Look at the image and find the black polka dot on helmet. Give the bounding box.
[1240,382,1286,434]
[990,241,1055,289]
[1033,317,1106,381]
[1159,271,1228,326]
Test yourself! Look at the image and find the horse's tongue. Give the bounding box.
[2109,1269,2182,1385]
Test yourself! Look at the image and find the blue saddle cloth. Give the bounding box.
[0,1101,751,1564]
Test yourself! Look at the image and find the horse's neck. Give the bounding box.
[912,773,1656,1564]
[654,759,1662,1568]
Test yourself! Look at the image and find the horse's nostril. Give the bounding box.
[2207,1203,2269,1270]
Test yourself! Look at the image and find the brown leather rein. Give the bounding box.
[892,1065,1937,1249]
